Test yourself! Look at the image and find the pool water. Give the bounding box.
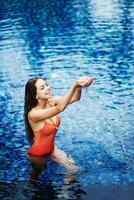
[0,0,134,199]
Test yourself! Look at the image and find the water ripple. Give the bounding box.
[0,0,134,189]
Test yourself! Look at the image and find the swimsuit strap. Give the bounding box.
[46,100,59,129]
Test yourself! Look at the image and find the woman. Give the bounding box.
[24,76,93,181]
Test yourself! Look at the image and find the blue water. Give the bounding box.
[0,0,134,199]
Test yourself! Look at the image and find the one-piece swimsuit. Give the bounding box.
[27,115,60,156]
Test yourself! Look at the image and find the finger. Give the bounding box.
[81,79,91,87]
[82,79,89,86]
[80,83,86,87]
[85,79,93,87]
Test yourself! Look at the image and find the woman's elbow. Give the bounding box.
[76,96,81,101]
[57,105,65,112]
[71,97,80,104]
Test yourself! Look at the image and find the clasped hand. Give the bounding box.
[76,76,93,88]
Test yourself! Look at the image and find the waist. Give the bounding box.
[27,143,54,156]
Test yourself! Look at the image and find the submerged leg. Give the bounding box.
[48,145,80,172]
[27,155,47,181]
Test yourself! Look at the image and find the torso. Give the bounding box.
[28,97,57,132]
[27,97,60,156]
[29,114,58,132]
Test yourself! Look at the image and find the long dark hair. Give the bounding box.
[24,77,40,145]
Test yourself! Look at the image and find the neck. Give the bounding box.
[36,99,47,109]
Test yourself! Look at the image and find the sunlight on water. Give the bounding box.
[90,0,121,19]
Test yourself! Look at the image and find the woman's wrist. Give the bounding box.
[73,82,78,89]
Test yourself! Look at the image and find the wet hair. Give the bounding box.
[24,77,41,145]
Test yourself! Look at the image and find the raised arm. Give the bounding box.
[28,82,78,122]
[53,76,93,105]
[53,87,82,105]
[69,87,82,103]
[61,76,93,104]
[29,77,93,122]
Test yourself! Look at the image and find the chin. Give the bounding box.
[47,94,52,98]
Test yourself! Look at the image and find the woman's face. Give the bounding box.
[35,79,52,100]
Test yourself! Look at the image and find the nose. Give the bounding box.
[47,85,50,90]
[47,85,51,92]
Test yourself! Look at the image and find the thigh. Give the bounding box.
[27,154,47,170]
[48,145,79,171]
[48,145,68,162]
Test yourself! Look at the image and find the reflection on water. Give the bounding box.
[0,172,87,200]
[0,0,134,199]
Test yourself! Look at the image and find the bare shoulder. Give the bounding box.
[28,108,36,120]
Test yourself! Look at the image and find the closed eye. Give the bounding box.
[40,85,44,89]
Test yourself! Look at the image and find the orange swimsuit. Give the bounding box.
[27,115,61,157]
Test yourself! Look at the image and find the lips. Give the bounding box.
[45,90,51,95]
